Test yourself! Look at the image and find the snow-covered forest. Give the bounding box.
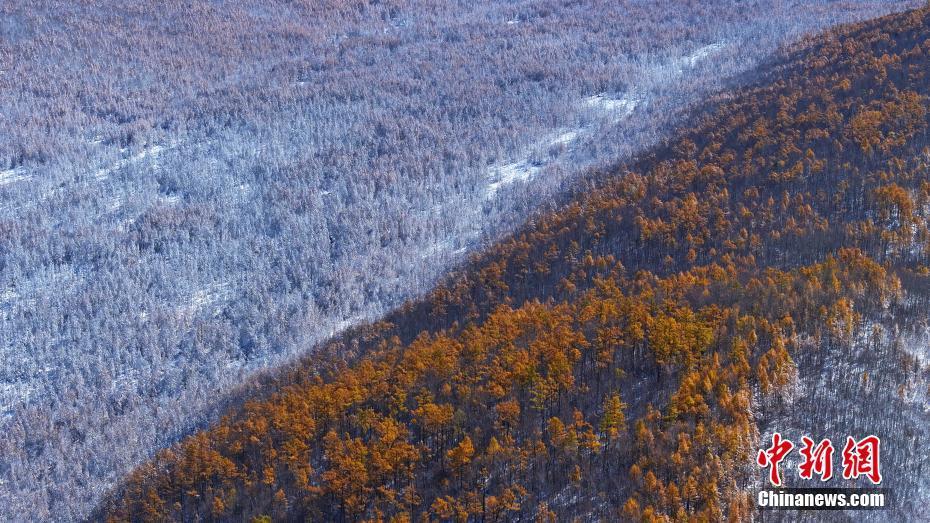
[0,0,921,520]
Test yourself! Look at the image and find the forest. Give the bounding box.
[95,5,930,522]
[5,1,922,520]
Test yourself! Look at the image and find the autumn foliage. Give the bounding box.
[100,6,930,522]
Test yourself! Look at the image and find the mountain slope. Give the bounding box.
[7,1,922,520]
[98,5,930,522]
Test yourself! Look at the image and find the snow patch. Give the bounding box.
[104,195,123,212]
[905,326,930,371]
[0,381,35,418]
[186,282,233,316]
[550,130,579,147]
[161,193,182,205]
[485,128,582,197]
[0,287,17,304]
[0,167,29,187]
[483,41,728,200]
[685,42,727,67]
[486,159,542,198]
[326,314,369,338]
[94,143,172,181]
[668,42,729,76]
[110,368,141,393]
[421,238,455,259]
[584,92,640,119]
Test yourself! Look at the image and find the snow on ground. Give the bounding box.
[110,368,141,393]
[484,94,635,198]
[0,288,17,323]
[104,194,124,212]
[583,92,641,120]
[94,143,172,181]
[551,130,579,147]
[0,382,35,419]
[484,41,728,199]
[485,127,586,197]
[684,42,727,67]
[161,193,182,205]
[0,287,16,305]
[486,159,543,198]
[0,167,29,187]
[326,314,372,338]
[903,326,930,412]
[186,281,233,316]
[664,41,730,78]
[421,238,457,259]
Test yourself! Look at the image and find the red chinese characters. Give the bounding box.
[798,436,834,481]
[842,435,882,485]
[757,432,794,486]
[758,433,882,485]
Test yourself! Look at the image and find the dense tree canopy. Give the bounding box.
[10,2,919,518]
[99,6,930,522]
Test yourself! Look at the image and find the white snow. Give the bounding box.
[684,42,727,67]
[4,266,82,310]
[583,92,641,120]
[486,159,542,198]
[110,368,140,393]
[506,19,520,25]
[326,314,369,337]
[667,42,729,77]
[186,281,233,316]
[162,194,182,205]
[0,167,29,187]
[104,195,123,212]
[550,130,579,147]
[483,41,730,200]
[94,143,171,181]
[0,287,17,304]
[421,238,455,259]
[905,326,930,371]
[0,381,35,417]
[485,128,583,197]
